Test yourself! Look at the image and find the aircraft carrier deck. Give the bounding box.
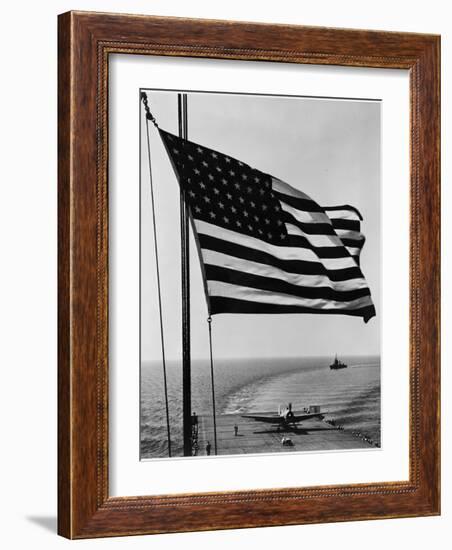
[194,412,377,456]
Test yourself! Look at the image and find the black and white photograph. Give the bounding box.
[140,89,381,460]
[1,0,445,546]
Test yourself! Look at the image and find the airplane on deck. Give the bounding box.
[241,403,324,428]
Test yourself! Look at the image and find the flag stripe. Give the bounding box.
[202,249,368,291]
[284,222,353,250]
[198,233,363,281]
[341,237,365,248]
[205,264,371,302]
[209,296,375,321]
[330,218,361,231]
[326,210,362,222]
[275,191,324,214]
[335,229,366,243]
[282,233,353,258]
[278,207,340,225]
[273,182,363,224]
[208,280,374,310]
[346,246,362,256]
[280,206,337,235]
[324,205,363,220]
[196,220,359,269]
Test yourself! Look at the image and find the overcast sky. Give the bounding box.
[141,90,380,361]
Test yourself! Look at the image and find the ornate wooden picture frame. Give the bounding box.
[58,11,440,538]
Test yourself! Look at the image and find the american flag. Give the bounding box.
[159,129,376,323]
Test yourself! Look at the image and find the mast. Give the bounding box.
[178,93,192,456]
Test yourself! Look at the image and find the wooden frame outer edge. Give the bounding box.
[57,11,440,539]
[58,10,72,539]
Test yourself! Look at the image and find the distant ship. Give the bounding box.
[330,355,347,370]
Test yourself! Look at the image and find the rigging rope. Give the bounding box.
[142,94,171,457]
[207,316,218,455]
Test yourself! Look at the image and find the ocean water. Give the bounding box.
[141,355,380,458]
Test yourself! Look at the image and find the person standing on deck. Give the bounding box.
[234,424,239,436]
[206,441,211,456]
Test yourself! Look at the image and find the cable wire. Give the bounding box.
[142,96,171,457]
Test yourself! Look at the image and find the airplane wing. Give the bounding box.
[241,414,284,423]
[241,412,324,423]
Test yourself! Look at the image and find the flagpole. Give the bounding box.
[178,93,192,457]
